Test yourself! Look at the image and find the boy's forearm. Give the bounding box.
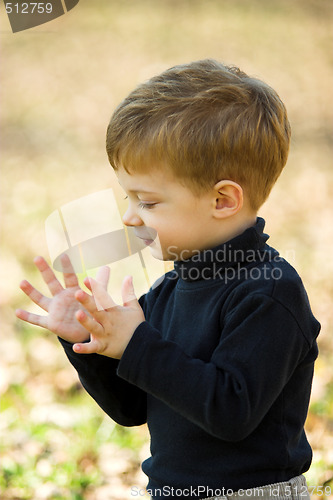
[59,337,147,427]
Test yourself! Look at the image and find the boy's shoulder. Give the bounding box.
[225,253,320,343]
[227,250,307,308]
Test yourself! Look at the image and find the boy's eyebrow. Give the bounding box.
[128,188,160,194]
[117,181,160,195]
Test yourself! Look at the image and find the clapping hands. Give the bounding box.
[16,255,145,359]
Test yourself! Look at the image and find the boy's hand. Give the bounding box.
[15,255,109,345]
[73,275,145,359]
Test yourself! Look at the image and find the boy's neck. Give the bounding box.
[222,213,258,244]
[203,212,258,253]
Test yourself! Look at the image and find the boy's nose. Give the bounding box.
[122,206,144,227]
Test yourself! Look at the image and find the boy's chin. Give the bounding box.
[146,242,174,262]
[147,244,167,261]
[148,242,194,262]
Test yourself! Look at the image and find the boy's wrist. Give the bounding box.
[117,321,161,381]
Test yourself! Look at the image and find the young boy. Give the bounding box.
[16,59,320,499]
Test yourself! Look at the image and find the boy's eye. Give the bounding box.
[138,201,157,210]
[123,195,157,210]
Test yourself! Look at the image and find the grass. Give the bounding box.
[1,353,149,499]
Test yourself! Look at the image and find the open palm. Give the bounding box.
[16,255,109,344]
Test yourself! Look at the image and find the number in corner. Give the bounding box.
[5,3,53,14]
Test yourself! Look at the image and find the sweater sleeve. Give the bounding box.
[59,339,147,426]
[117,293,319,440]
[58,294,148,427]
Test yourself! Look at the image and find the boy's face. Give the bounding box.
[117,166,228,261]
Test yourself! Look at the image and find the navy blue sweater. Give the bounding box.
[59,218,320,499]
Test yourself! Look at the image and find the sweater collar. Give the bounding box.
[173,217,270,282]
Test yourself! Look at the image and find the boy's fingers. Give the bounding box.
[34,256,63,296]
[72,339,100,355]
[75,308,101,328]
[75,292,97,313]
[59,254,79,288]
[83,277,92,292]
[95,266,110,290]
[89,278,117,311]
[84,267,110,294]
[121,276,138,306]
[15,308,48,329]
[19,280,51,312]
[74,310,104,354]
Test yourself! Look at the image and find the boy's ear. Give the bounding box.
[212,180,243,218]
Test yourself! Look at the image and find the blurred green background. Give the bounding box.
[1,0,332,499]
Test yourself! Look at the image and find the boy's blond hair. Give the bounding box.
[106,59,291,211]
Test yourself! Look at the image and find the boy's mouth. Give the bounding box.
[134,227,157,246]
[142,238,154,246]
[137,236,155,247]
